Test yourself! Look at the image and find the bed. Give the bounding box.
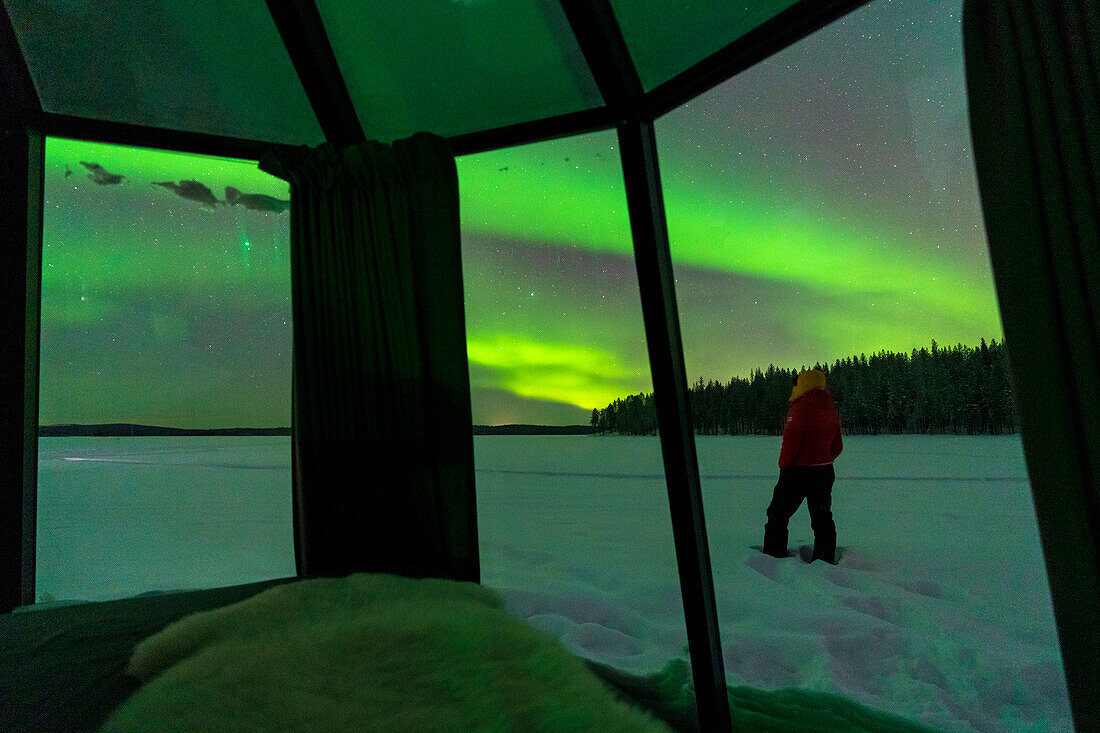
[1,574,936,732]
[1,575,693,732]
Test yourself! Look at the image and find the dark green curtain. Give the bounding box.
[963,2,1099,730]
[260,133,478,584]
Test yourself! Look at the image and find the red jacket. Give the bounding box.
[778,389,843,469]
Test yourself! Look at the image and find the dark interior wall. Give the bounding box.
[1,0,43,614]
[0,121,43,612]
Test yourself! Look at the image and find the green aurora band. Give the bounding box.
[40,138,292,428]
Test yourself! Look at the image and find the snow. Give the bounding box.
[36,437,296,602]
[36,434,1072,731]
[476,435,1071,732]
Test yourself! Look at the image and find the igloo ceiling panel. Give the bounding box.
[608,0,802,91]
[313,0,603,142]
[5,0,325,145]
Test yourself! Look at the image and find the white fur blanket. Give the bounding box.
[101,574,672,732]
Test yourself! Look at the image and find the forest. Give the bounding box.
[591,339,1018,436]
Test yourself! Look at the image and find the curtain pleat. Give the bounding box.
[964,2,1100,729]
[261,133,478,584]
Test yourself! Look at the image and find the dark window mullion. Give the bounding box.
[33,111,293,162]
[264,0,365,148]
[618,118,733,732]
[558,0,644,119]
[0,123,43,612]
[0,3,43,612]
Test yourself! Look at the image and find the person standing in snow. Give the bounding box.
[762,368,843,564]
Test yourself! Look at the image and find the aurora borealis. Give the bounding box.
[458,0,1000,425]
[39,140,291,428]
[38,0,1001,429]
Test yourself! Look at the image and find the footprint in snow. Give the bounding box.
[838,594,901,624]
[895,578,944,599]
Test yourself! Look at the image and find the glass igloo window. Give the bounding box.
[457,131,691,679]
[5,0,324,145]
[36,138,295,603]
[316,0,603,142]
[653,0,1072,729]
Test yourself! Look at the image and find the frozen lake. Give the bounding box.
[36,435,1071,731]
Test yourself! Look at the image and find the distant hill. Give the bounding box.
[39,424,291,437]
[40,423,593,437]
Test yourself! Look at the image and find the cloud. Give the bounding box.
[152,180,219,209]
[79,161,124,185]
[225,186,289,213]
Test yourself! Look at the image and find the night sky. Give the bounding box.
[458,0,998,425]
[39,141,292,428]
[39,0,999,428]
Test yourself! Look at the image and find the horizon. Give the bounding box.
[38,331,1005,432]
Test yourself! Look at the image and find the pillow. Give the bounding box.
[102,573,672,732]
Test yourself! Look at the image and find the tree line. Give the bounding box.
[590,339,1018,436]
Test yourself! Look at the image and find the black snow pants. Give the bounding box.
[762,464,836,564]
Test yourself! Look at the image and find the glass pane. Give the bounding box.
[457,133,689,678]
[609,0,800,91]
[651,0,1073,730]
[36,138,295,603]
[6,0,324,145]
[316,0,602,142]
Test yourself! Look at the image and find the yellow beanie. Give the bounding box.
[789,368,827,402]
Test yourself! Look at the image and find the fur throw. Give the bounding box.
[102,574,672,732]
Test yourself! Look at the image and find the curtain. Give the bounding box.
[963,2,1100,729]
[260,133,478,584]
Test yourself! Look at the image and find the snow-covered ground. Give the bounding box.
[477,435,1071,733]
[35,437,296,602]
[37,435,1071,731]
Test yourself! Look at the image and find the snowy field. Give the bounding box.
[36,437,296,601]
[37,435,1071,731]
